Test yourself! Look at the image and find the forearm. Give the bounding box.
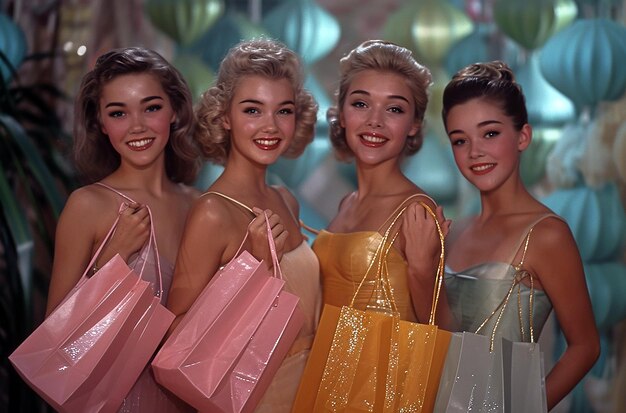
[545,341,600,409]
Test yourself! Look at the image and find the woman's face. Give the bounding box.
[446,97,531,193]
[340,69,420,166]
[222,75,296,167]
[99,73,175,169]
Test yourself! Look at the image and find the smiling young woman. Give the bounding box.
[442,60,600,410]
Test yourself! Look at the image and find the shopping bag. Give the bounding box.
[152,211,304,413]
[502,337,547,413]
[9,203,174,413]
[292,201,450,412]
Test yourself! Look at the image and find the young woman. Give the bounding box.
[46,47,200,412]
[442,60,600,409]
[312,40,449,324]
[166,38,320,412]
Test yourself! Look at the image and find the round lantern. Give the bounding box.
[402,134,461,205]
[542,183,626,262]
[172,54,214,102]
[516,53,576,127]
[411,0,474,66]
[444,25,492,76]
[614,122,626,183]
[144,0,224,46]
[183,11,267,71]
[539,18,626,112]
[269,137,331,189]
[520,127,561,186]
[0,13,27,82]
[493,0,577,50]
[262,0,340,65]
[584,262,626,331]
[382,1,420,53]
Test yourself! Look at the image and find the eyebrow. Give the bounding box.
[448,119,503,135]
[104,95,164,108]
[349,89,410,104]
[238,99,295,106]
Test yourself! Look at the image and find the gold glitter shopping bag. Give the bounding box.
[292,202,450,412]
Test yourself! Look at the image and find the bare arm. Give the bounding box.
[401,200,454,326]
[529,218,600,409]
[46,188,150,315]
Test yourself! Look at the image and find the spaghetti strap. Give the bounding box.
[376,193,436,233]
[94,182,136,204]
[511,213,564,267]
[201,191,255,215]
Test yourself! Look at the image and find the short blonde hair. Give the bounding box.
[327,40,432,161]
[195,38,318,165]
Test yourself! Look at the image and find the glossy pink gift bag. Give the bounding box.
[152,212,304,413]
[9,204,174,413]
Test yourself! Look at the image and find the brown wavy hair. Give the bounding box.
[73,47,201,184]
[194,38,318,165]
[327,40,432,161]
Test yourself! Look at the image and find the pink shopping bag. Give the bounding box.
[152,212,304,413]
[9,203,174,413]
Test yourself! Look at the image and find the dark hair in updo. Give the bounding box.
[442,60,528,131]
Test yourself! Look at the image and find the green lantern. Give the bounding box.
[144,0,224,46]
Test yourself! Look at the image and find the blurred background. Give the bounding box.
[1,0,625,411]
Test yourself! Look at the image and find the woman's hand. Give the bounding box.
[249,208,289,267]
[402,203,450,274]
[103,202,151,263]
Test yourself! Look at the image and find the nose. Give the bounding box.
[469,141,483,159]
[366,108,383,128]
[129,113,146,133]
[262,114,278,132]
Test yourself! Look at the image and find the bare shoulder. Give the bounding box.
[62,184,119,218]
[189,192,245,230]
[273,185,300,217]
[529,214,573,249]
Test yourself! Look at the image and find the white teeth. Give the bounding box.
[472,164,494,171]
[255,139,279,146]
[361,134,386,143]
[128,138,153,147]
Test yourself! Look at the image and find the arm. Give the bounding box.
[528,218,600,410]
[46,188,150,315]
[401,201,454,327]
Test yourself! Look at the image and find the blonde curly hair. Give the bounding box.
[195,38,318,165]
[327,40,432,162]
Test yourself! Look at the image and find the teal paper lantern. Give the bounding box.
[584,262,626,331]
[444,26,492,76]
[172,54,214,102]
[493,0,578,50]
[539,18,626,112]
[263,0,340,65]
[516,53,576,127]
[269,138,331,189]
[542,183,626,261]
[0,13,27,82]
[183,11,267,71]
[402,134,460,205]
[520,127,561,186]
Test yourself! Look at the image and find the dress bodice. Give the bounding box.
[313,229,416,323]
[444,262,552,342]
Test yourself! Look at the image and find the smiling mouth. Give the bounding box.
[471,163,496,174]
[127,138,155,150]
[254,138,281,150]
[360,134,388,147]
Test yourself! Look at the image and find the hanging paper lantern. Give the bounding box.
[144,0,224,46]
[0,13,27,82]
[382,2,420,54]
[444,25,492,76]
[542,183,626,262]
[516,53,575,127]
[402,134,461,204]
[182,11,267,71]
[539,18,626,112]
[172,54,214,102]
[411,0,474,66]
[493,0,577,50]
[520,127,560,186]
[584,262,626,331]
[262,0,340,65]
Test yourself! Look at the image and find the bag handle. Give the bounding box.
[351,201,445,326]
[475,228,536,350]
[203,191,282,280]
